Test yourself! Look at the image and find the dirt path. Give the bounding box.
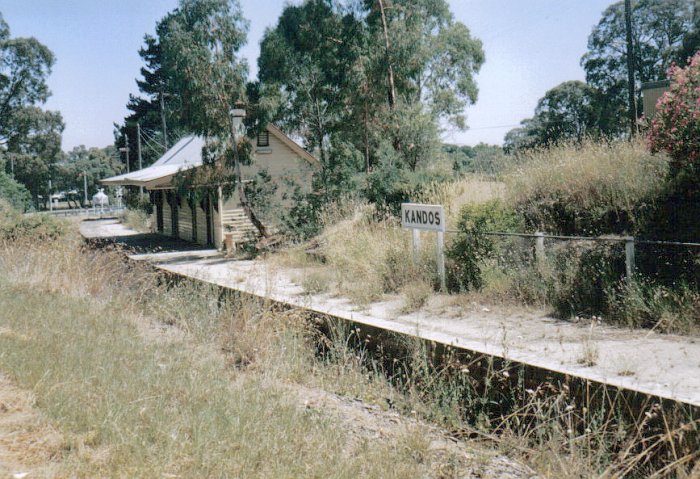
[0,374,63,479]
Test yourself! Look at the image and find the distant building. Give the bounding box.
[102,124,317,249]
[641,80,671,119]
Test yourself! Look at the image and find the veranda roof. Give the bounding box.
[101,136,206,189]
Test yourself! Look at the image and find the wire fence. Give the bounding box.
[443,228,700,284]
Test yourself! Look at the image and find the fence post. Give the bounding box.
[436,230,446,291]
[535,231,545,267]
[625,236,635,280]
[412,229,421,264]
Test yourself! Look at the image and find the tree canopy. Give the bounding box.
[506,0,698,151]
[0,13,64,207]
[258,0,484,173]
[582,0,694,131]
[504,81,600,151]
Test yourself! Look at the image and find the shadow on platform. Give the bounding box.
[86,232,213,255]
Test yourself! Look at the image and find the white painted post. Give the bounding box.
[412,229,421,264]
[218,186,225,250]
[436,230,446,291]
[535,231,545,267]
[625,236,635,280]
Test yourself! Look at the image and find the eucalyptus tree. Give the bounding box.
[258,0,484,173]
[0,12,64,207]
[504,81,601,150]
[258,0,362,165]
[581,0,695,133]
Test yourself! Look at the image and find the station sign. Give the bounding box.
[400,203,445,232]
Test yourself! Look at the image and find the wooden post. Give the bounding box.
[436,231,446,291]
[625,236,635,280]
[535,231,545,267]
[412,229,421,264]
[218,186,225,250]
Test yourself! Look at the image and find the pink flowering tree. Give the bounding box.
[648,52,700,179]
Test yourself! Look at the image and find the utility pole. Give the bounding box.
[137,122,143,195]
[82,171,88,207]
[125,133,130,173]
[48,179,53,212]
[624,0,638,137]
[160,91,168,151]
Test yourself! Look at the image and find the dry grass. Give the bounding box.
[0,230,502,478]
[318,205,433,304]
[504,139,668,231]
[417,175,506,229]
[122,208,153,233]
[0,218,697,477]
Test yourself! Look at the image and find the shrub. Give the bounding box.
[0,200,67,241]
[648,52,700,179]
[124,188,153,214]
[0,171,32,212]
[445,200,522,292]
[505,140,668,235]
[544,241,625,318]
[607,279,700,333]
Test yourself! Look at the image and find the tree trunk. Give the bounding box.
[364,102,370,173]
[377,0,396,112]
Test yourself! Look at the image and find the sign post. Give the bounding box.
[401,203,446,291]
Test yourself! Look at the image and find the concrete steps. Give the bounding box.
[222,209,258,242]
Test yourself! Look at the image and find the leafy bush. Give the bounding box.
[0,171,32,212]
[544,242,625,318]
[648,51,700,179]
[505,140,668,235]
[0,199,67,241]
[445,200,522,292]
[124,189,153,214]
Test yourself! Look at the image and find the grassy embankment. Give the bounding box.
[276,140,699,333]
[0,205,697,477]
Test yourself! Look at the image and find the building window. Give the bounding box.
[257,131,270,147]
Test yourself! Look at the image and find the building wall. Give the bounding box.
[642,82,670,119]
[239,132,316,208]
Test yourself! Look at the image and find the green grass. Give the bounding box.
[0,232,482,477]
[0,278,458,477]
[0,218,697,477]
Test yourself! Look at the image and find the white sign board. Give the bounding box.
[401,203,445,232]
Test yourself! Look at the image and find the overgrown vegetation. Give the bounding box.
[504,140,668,235]
[0,199,66,240]
[0,215,697,477]
[280,138,698,334]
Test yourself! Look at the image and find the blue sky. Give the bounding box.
[2,0,614,150]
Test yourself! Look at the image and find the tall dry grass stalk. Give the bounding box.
[504,139,668,229]
[417,175,506,228]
